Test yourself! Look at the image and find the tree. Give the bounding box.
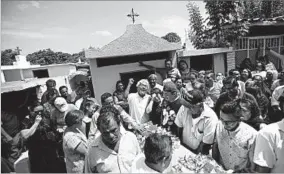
[26,48,88,65]
[1,49,18,65]
[161,32,181,43]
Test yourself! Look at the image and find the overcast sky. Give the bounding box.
[2,1,207,55]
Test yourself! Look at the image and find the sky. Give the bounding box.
[1,1,207,55]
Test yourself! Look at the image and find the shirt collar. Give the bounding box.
[277,119,284,131]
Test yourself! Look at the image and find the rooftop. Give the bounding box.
[85,24,182,59]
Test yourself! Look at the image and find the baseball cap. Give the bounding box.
[54,97,68,112]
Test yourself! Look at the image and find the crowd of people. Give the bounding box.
[1,48,284,173]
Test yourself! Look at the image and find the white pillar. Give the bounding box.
[1,70,6,83]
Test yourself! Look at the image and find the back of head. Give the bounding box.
[46,79,56,87]
[185,89,204,104]
[101,92,112,104]
[97,109,120,130]
[163,81,178,93]
[144,133,172,164]
[65,110,84,127]
[220,99,241,117]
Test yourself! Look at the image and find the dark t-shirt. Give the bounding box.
[1,111,20,137]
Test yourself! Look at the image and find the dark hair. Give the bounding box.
[115,80,123,90]
[46,79,56,87]
[65,110,84,127]
[59,85,68,92]
[97,109,120,131]
[186,89,204,104]
[99,105,119,116]
[228,69,236,76]
[82,99,96,114]
[178,60,188,70]
[46,89,59,102]
[165,58,172,64]
[223,76,239,87]
[220,99,242,118]
[29,101,42,112]
[101,92,112,104]
[144,133,173,164]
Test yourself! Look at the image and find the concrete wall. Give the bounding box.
[3,69,22,82]
[213,53,225,75]
[89,52,175,103]
[48,65,76,77]
[21,65,77,79]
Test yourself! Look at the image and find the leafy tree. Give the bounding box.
[162,32,181,43]
[1,49,18,65]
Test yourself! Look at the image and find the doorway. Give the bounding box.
[120,70,155,93]
[190,55,213,71]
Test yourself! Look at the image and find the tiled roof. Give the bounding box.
[85,24,182,59]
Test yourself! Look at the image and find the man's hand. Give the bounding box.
[35,115,42,124]
[128,78,134,86]
[133,124,146,134]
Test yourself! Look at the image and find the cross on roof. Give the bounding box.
[127,8,139,24]
[15,47,22,55]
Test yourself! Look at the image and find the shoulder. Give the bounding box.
[240,122,258,136]
[258,122,279,138]
[203,105,218,121]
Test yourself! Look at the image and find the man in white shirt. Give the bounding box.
[175,89,218,155]
[131,133,173,173]
[128,79,151,124]
[212,100,257,173]
[254,96,284,173]
[85,109,140,173]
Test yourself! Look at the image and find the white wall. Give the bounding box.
[3,69,22,82]
[90,59,167,103]
[48,65,76,77]
[22,65,77,79]
[213,53,225,75]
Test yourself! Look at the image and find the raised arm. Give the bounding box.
[125,78,134,97]
[20,115,42,139]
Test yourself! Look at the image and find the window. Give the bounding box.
[33,69,49,78]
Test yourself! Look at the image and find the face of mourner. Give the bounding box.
[104,97,115,106]
[100,117,120,146]
[137,84,148,97]
[163,91,177,102]
[220,111,240,131]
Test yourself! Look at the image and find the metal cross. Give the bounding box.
[15,47,22,55]
[127,8,139,24]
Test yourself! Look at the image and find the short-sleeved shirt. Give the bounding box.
[84,128,140,173]
[131,154,170,173]
[271,80,284,91]
[253,119,284,173]
[216,121,257,171]
[174,103,218,150]
[128,93,151,124]
[63,127,88,173]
